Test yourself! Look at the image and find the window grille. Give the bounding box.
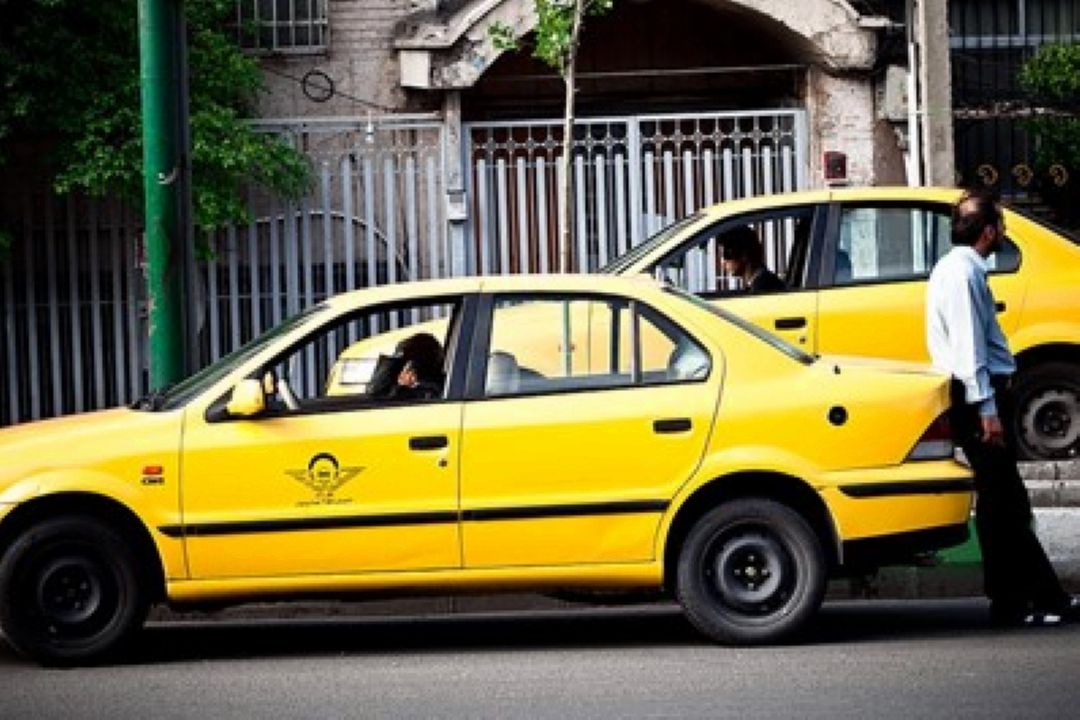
[236,0,328,54]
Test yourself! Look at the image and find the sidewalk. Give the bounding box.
[155,461,1080,622]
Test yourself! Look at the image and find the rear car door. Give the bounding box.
[815,201,1024,361]
[458,291,720,568]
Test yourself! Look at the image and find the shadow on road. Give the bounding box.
[0,598,1007,666]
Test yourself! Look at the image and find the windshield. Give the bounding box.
[151,304,328,411]
[600,212,705,275]
[663,286,814,365]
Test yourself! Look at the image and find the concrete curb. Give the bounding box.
[153,462,1080,623]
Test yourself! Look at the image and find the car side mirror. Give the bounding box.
[225,378,266,418]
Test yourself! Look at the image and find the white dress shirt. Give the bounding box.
[926,245,1016,417]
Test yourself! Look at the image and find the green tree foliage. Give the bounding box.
[490,0,614,271]
[0,0,310,233]
[1019,43,1080,175]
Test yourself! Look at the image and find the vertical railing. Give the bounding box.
[465,109,807,276]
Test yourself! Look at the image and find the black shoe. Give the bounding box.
[1022,610,1064,627]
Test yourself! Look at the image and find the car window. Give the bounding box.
[652,206,815,295]
[483,294,709,397]
[266,298,460,413]
[833,204,1020,286]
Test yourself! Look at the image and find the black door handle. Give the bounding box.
[409,435,448,451]
[995,301,1006,313]
[654,418,692,434]
[775,317,807,330]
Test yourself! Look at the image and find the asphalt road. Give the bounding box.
[2,599,1079,719]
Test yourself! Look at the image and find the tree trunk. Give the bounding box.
[558,0,584,273]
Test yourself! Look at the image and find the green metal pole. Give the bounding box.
[138,0,185,388]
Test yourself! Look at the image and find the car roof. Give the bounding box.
[695,185,964,221]
[321,273,669,312]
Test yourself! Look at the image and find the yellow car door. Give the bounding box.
[176,297,467,579]
[815,201,1026,360]
[459,291,721,568]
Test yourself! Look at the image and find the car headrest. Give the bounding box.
[486,351,521,396]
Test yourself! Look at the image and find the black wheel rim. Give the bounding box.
[14,540,123,646]
[1019,386,1080,459]
[701,523,798,620]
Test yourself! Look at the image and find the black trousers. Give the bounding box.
[949,377,1068,613]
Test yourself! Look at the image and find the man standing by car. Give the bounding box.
[926,188,1078,626]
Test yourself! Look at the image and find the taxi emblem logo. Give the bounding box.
[286,453,363,505]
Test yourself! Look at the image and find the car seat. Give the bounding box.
[667,341,710,381]
[485,351,521,396]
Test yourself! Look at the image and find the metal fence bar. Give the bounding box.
[4,217,16,422]
[66,195,84,413]
[495,157,510,275]
[477,158,491,275]
[24,195,40,419]
[427,156,440,282]
[110,202,124,407]
[88,202,104,409]
[536,158,549,274]
[574,153,588,271]
[595,154,609,268]
[45,196,61,416]
[515,156,529,273]
[614,152,628,258]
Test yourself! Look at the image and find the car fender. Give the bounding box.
[0,469,185,580]
[1008,321,1080,359]
[655,446,839,563]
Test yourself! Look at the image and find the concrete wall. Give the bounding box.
[252,1,918,190]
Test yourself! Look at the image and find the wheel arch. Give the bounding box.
[0,493,166,603]
[1014,342,1080,371]
[662,472,840,591]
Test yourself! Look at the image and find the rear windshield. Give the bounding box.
[663,286,814,366]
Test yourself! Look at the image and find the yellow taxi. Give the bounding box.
[603,186,1080,460]
[0,274,972,665]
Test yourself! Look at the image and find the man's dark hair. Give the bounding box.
[719,225,764,265]
[397,332,444,382]
[952,188,1003,246]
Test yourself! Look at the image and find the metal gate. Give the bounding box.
[464,110,808,275]
[0,117,446,426]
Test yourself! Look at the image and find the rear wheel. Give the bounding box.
[1014,363,1080,460]
[676,499,825,645]
[0,516,148,665]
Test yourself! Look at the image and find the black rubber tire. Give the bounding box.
[0,516,148,666]
[676,498,825,645]
[1013,362,1080,460]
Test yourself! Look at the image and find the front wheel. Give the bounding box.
[0,516,148,665]
[1013,362,1080,460]
[676,499,825,645]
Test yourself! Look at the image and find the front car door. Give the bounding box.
[176,294,472,579]
[650,205,826,352]
[458,290,721,568]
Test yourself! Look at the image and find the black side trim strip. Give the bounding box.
[838,479,974,499]
[462,500,669,522]
[158,511,458,538]
[158,500,671,538]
